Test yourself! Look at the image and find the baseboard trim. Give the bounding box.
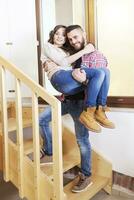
[112,184,134,199]
[113,171,134,192]
[107,96,134,108]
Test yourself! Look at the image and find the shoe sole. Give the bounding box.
[79,118,101,133]
[95,120,115,129]
[63,173,78,180]
[72,181,93,193]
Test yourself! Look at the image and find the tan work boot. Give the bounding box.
[95,106,115,129]
[79,107,101,133]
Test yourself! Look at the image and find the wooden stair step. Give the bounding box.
[0,102,12,112]
[64,175,109,200]
[40,152,80,178]
[0,117,33,154]
[0,118,32,133]
[24,139,33,154]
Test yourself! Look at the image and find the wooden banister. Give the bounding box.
[0,55,63,200]
[0,56,57,105]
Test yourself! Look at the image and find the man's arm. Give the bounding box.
[66,43,95,65]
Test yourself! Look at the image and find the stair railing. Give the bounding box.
[0,56,64,200]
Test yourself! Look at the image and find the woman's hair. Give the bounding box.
[48,25,70,51]
[48,25,66,44]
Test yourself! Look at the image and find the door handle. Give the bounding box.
[6,42,13,45]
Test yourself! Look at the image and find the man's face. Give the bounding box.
[67,29,86,51]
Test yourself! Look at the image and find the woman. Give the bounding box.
[41,25,115,132]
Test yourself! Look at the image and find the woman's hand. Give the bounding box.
[72,68,86,83]
[42,60,58,72]
[83,43,95,54]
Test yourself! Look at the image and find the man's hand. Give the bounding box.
[42,60,58,72]
[72,68,86,83]
[83,43,95,54]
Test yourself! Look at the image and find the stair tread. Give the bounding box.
[0,118,32,133]
[24,139,33,154]
[64,175,109,200]
[0,102,12,112]
[41,152,80,178]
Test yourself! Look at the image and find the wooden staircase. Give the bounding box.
[0,56,112,200]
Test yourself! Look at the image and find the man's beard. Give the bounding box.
[73,38,85,53]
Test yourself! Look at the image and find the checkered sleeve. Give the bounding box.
[82,50,108,68]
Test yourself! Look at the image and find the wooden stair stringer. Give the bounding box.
[92,149,112,194]
[7,137,54,200]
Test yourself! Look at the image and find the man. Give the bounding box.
[66,25,114,130]
[39,24,111,193]
[39,90,92,193]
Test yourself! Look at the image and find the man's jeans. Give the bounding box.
[39,100,91,176]
[51,67,110,107]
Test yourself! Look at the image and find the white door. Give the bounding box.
[0,0,38,97]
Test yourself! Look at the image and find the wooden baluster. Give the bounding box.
[52,101,64,200]
[15,78,24,198]
[0,65,9,181]
[32,92,40,200]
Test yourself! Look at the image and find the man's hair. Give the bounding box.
[66,25,83,34]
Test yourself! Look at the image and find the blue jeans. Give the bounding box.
[39,100,91,176]
[51,67,110,107]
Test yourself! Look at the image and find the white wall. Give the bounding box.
[96,0,134,96]
[63,109,134,177]
[72,0,85,28]
[55,0,73,25]
[90,109,134,177]
[55,0,85,27]
[94,0,134,176]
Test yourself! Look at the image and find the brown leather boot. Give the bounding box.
[95,106,115,129]
[79,107,101,133]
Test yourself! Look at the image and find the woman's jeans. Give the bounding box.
[51,67,110,107]
[39,100,91,176]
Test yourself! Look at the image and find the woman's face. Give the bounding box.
[53,27,66,47]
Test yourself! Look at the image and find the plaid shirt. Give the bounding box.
[82,50,108,68]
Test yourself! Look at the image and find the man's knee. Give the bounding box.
[39,115,45,126]
[39,111,51,126]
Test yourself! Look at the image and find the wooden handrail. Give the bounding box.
[0,56,58,106]
[0,55,64,200]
